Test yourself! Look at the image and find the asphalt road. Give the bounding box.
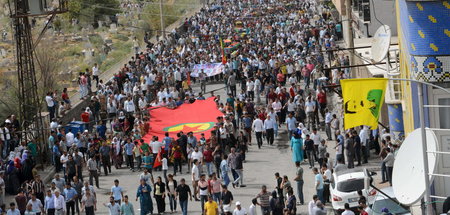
[5,82,384,215]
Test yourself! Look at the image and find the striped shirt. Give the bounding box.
[32,180,45,194]
[256,191,271,207]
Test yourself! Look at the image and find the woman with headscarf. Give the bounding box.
[269,190,283,215]
[112,137,123,169]
[136,179,153,215]
[290,131,304,163]
[21,151,34,182]
[6,160,20,195]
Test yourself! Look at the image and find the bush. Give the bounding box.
[113,34,129,41]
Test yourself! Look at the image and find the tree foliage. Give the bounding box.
[65,0,121,25]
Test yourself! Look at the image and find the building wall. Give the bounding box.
[353,0,398,38]
[396,0,450,211]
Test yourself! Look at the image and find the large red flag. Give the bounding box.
[153,151,162,168]
[143,97,222,142]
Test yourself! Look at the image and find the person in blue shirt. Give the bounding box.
[313,167,324,203]
[96,123,107,139]
[163,133,172,157]
[242,114,253,143]
[44,190,55,215]
[136,179,153,215]
[124,140,135,171]
[110,180,123,204]
[285,113,298,138]
[142,152,153,173]
[53,142,62,173]
[187,132,197,148]
[63,184,78,215]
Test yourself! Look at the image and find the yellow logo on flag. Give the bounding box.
[163,122,214,133]
[341,78,388,130]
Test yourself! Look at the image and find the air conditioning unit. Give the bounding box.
[28,0,47,15]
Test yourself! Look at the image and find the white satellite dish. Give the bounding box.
[392,128,439,205]
[371,25,391,63]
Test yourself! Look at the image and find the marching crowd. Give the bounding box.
[0,0,389,214]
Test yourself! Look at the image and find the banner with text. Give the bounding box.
[190,63,224,77]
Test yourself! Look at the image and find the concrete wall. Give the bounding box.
[355,0,398,38]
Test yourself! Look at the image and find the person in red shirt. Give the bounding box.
[61,88,71,109]
[317,89,327,119]
[171,142,183,175]
[276,71,285,85]
[257,108,267,122]
[203,145,214,176]
[289,83,296,98]
[80,107,91,131]
[81,108,90,123]
[266,88,277,105]
[358,200,369,215]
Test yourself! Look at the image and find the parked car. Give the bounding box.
[368,187,411,215]
[330,170,377,214]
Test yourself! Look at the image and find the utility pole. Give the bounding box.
[9,0,67,166]
[159,0,166,39]
[345,0,355,78]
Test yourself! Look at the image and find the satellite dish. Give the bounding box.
[371,25,391,63]
[392,128,439,205]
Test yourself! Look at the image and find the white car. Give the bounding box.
[330,170,377,214]
[368,187,411,215]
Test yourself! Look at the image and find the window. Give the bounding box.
[371,198,409,214]
[337,179,364,192]
[438,98,450,129]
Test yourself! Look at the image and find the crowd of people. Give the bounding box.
[0,0,398,214]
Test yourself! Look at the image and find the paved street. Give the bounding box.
[25,82,381,215]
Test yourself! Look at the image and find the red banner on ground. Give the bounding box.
[143,97,222,142]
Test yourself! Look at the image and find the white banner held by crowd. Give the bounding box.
[190,63,224,77]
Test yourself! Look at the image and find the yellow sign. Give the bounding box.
[341,78,388,129]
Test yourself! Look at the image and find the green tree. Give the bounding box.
[66,0,121,25]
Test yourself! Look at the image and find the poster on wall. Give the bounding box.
[190,63,224,77]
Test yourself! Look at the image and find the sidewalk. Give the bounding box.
[4,166,55,205]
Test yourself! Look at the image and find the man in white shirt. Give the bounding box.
[263,115,275,145]
[252,116,264,149]
[174,70,182,90]
[324,109,332,140]
[267,108,278,124]
[246,79,255,101]
[92,63,100,88]
[304,97,316,130]
[191,159,200,201]
[82,181,96,198]
[150,137,163,155]
[45,92,55,120]
[254,78,261,104]
[248,198,257,215]
[233,201,247,215]
[65,130,74,148]
[27,193,43,214]
[310,128,323,159]
[123,97,135,114]
[191,147,203,173]
[308,195,318,215]
[321,164,332,204]
[359,126,369,164]
[342,203,355,215]
[53,191,66,215]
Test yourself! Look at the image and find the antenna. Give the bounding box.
[392,128,439,205]
[371,25,391,63]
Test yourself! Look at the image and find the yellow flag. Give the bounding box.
[341,78,388,130]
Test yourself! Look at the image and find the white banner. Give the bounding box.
[190,63,224,77]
